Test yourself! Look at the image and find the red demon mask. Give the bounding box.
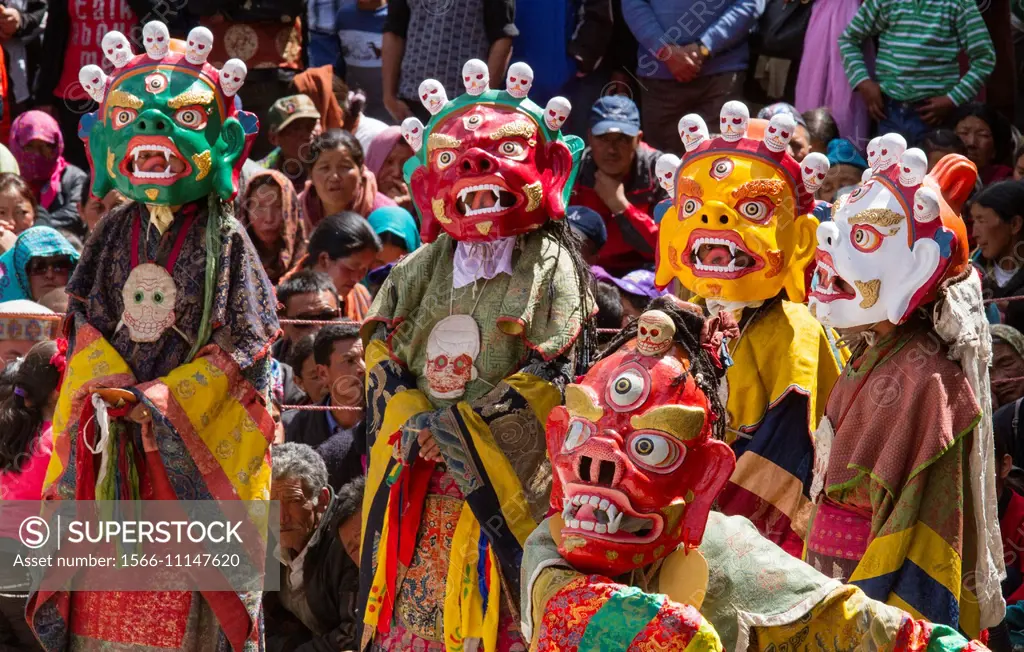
[546,312,736,576]
[409,105,574,243]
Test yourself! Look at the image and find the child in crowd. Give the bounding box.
[802,108,840,155]
[919,129,967,172]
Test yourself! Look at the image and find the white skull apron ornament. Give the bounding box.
[636,310,676,357]
[424,314,481,400]
[118,264,178,343]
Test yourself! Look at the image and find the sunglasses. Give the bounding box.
[27,258,74,276]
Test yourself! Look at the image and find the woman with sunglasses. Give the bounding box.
[0,226,78,303]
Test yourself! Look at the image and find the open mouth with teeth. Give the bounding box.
[560,484,664,543]
[810,252,856,303]
[682,229,763,278]
[119,136,192,185]
[453,179,519,219]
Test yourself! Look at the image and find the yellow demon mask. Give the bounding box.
[655,105,819,304]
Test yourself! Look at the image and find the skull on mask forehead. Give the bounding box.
[546,315,735,576]
[423,315,480,399]
[678,114,709,153]
[119,263,177,343]
[143,21,170,60]
[102,31,133,69]
[506,62,534,99]
[462,59,489,96]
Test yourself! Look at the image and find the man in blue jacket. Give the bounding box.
[622,0,762,153]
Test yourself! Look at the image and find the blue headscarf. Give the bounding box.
[0,226,79,302]
[826,138,868,170]
[368,206,420,254]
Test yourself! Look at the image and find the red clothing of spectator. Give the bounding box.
[570,143,668,275]
[1001,488,1024,604]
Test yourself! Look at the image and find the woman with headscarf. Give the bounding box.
[365,126,415,212]
[300,129,395,227]
[367,205,419,267]
[954,103,1014,186]
[0,226,78,303]
[240,169,311,285]
[9,110,88,238]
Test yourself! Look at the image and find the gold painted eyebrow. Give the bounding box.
[732,179,785,204]
[427,133,462,152]
[167,88,215,109]
[630,405,706,441]
[677,178,703,199]
[849,208,905,227]
[489,120,537,140]
[107,90,143,110]
[565,385,603,423]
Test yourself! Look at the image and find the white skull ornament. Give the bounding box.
[506,62,534,99]
[101,31,133,69]
[655,154,681,195]
[677,114,709,153]
[866,137,882,170]
[424,315,481,400]
[462,59,489,96]
[801,153,830,193]
[418,79,448,115]
[78,65,107,103]
[913,187,941,223]
[636,310,676,357]
[185,27,213,66]
[401,117,425,152]
[219,59,248,97]
[874,133,907,172]
[119,264,177,343]
[898,148,928,187]
[719,101,749,142]
[142,21,170,60]
[544,97,571,131]
[764,114,796,153]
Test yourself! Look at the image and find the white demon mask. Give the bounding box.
[677,114,709,152]
[401,117,424,152]
[898,148,928,187]
[418,79,448,115]
[719,101,749,142]
[874,133,907,172]
[142,21,170,60]
[764,114,796,153]
[102,31,133,69]
[462,59,489,96]
[78,65,107,103]
[866,137,881,170]
[809,178,940,328]
[424,315,480,400]
[119,264,178,343]
[506,62,534,99]
[636,310,676,357]
[801,153,830,193]
[219,59,248,97]
[185,27,213,66]
[655,154,680,195]
[544,96,572,131]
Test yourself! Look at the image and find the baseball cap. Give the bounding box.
[591,266,667,299]
[566,205,607,249]
[589,96,641,137]
[267,95,321,133]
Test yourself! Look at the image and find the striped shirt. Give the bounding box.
[838,0,996,105]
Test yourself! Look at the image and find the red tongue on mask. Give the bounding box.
[701,244,733,266]
[469,190,497,210]
[576,504,597,520]
[140,154,169,172]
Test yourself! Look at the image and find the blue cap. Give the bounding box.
[826,138,868,170]
[589,96,641,137]
[757,102,806,128]
[566,205,608,249]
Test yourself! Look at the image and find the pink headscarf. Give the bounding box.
[10,111,67,210]
[365,126,403,176]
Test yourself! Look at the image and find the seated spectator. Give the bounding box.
[287,334,327,404]
[954,103,1013,185]
[302,211,382,321]
[571,96,667,274]
[266,443,361,652]
[36,288,68,314]
[77,187,125,234]
[283,324,366,485]
[0,226,78,303]
[594,281,624,332]
[367,206,419,267]
[566,205,607,266]
[242,170,310,285]
[274,270,342,363]
[919,129,967,172]
[1015,143,1024,182]
[996,398,1024,605]
[334,0,388,122]
[301,130,396,226]
[971,181,1024,332]
[365,127,414,212]
[802,108,840,156]
[817,139,867,204]
[592,266,667,325]
[9,111,88,238]
[992,325,1024,410]
[0,174,37,238]
[260,95,324,192]
[0,300,56,370]
[0,339,58,501]
[758,103,811,161]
